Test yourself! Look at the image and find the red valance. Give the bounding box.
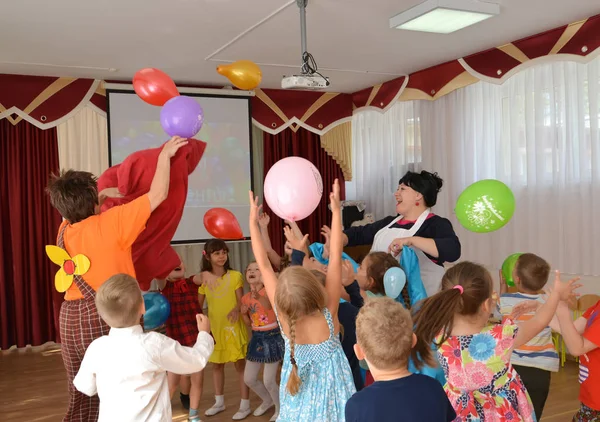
[0,75,105,129]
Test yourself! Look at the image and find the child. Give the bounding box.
[46,135,187,421]
[257,211,293,271]
[73,274,214,421]
[412,262,580,421]
[240,262,285,421]
[554,294,600,420]
[345,297,456,422]
[355,252,412,305]
[499,253,558,420]
[162,262,205,422]
[248,179,356,421]
[194,240,250,419]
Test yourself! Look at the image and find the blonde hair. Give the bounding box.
[96,274,143,328]
[356,297,414,370]
[276,266,327,395]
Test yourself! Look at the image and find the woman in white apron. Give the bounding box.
[332,170,461,296]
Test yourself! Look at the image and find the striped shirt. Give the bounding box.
[500,293,559,372]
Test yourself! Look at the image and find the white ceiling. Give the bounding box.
[1,0,599,93]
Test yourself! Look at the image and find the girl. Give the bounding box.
[412,262,580,421]
[240,262,285,422]
[194,240,250,420]
[162,262,205,422]
[248,179,356,421]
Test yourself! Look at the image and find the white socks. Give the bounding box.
[240,399,250,411]
[215,395,225,407]
[204,396,226,417]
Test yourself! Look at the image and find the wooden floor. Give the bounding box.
[0,343,582,421]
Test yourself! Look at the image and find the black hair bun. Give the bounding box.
[421,170,443,192]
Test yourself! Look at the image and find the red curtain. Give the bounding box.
[262,127,346,256]
[0,119,62,349]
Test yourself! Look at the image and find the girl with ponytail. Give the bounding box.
[248,180,355,422]
[412,261,580,422]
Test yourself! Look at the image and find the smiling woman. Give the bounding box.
[336,170,461,296]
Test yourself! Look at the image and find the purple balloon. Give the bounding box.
[160,96,204,138]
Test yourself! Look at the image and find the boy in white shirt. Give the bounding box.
[74,273,214,422]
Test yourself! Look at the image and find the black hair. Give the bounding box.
[201,239,231,273]
[398,170,443,207]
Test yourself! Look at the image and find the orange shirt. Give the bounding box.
[59,195,151,300]
[241,288,278,331]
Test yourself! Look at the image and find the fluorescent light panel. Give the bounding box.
[390,0,499,34]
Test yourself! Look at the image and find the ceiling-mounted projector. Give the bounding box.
[282,0,331,90]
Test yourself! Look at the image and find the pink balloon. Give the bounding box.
[264,157,323,221]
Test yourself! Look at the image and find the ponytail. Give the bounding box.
[286,316,301,395]
[411,288,463,369]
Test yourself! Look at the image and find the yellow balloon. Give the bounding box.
[217,60,262,90]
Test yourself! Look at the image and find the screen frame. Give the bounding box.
[106,89,255,245]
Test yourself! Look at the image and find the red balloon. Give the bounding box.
[203,208,244,240]
[133,68,179,106]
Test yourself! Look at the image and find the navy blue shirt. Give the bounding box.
[345,374,456,422]
[344,214,461,265]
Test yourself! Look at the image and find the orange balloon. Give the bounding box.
[216,60,262,90]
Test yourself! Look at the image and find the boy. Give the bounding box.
[499,253,558,420]
[345,297,455,422]
[46,135,187,421]
[74,274,214,422]
[555,296,600,421]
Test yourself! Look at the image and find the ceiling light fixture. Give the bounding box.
[389,0,500,34]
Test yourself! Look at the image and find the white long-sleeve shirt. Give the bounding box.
[74,325,214,422]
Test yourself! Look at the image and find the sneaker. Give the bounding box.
[204,404,225,416]
[269,412,279,422]
[232,408,251,420]
[253,401,274,417]
[180,393,190,410]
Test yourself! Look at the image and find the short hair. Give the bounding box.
[46,170,98,223]
[96,274,143,328]
[356,297,413,371]
[516,253,550,292]
[398,170,443,207]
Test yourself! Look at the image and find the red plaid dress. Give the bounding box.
[57,224,110,422]
[162,277,202,347]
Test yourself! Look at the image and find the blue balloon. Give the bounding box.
[143,292,171,330]
[384,267,407,299]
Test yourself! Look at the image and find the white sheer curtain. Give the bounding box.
[56,106,264,277]
[352,56,600,276]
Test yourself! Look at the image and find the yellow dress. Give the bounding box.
[198,270,248,363]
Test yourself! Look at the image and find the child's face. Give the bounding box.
[356,257,373,291]
[245,263,262,285]
[167,262,185,281]
[209,249,228,268]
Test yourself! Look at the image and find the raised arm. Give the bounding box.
[513,271,580,349]
[556,301,598,356]
[148,136,188,212]
[326,179,343,315]
[258,212,282,269]
[249,192,277,306]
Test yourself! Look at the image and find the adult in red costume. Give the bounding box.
[98,138,206,290]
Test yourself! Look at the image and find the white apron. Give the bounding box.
[370,209,445,296]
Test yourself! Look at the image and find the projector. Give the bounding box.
[281,74,330,90]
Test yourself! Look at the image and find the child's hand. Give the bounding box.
[341,260,355,287]
[551,270,582,301]
[240,304,249,315]
[161,136,188,159]
[329,179,341,211]
[227,308,240,324]
[283,225,309,251]
[248,191,261,224]
[258,212,270,227]
[196,314,210,333]
[510,300,540,319]
[321,227,331,258]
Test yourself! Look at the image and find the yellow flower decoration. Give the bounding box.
[45,245,91,292]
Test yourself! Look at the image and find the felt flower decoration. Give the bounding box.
[45,245,91,292]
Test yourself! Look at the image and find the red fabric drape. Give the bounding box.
[0,119,62,349]
[262,127,346,256]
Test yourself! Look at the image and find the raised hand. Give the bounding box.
[161,136,188,158]
[283,225,309,252]
[248,191,261,224]
[330,179,341,211]
[258,212,270,227]
[552,270,582,301]
[510,300,540,319]
[341,260,355,286]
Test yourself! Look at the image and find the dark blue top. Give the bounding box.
[345,374,456,422]
[343,214,461,265]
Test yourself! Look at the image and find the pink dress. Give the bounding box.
[436,318,535,421]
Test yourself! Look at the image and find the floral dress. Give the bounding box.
[436,318,536,422]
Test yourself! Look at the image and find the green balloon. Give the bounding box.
[455,179,515,233]
[502,253,522,287]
